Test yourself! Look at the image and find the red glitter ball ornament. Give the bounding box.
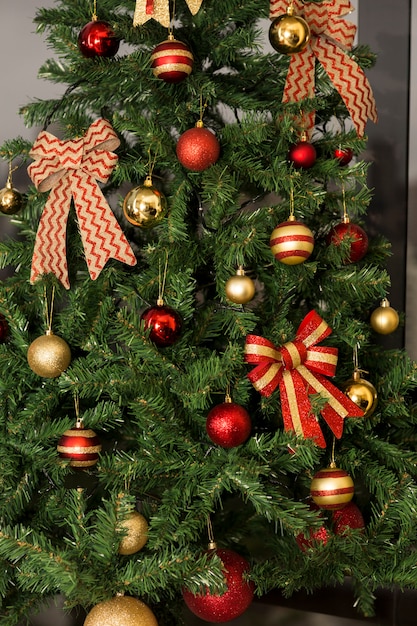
[78,19,120,58]
[141,301,182,347]
[288,139,316,169]
[151,34,194,83]
[327,220,368,263]
[182,547,254,623]
[57,421,102,469]
[176,121,221,171]
[334,147,354,166]
[332,501,365,535]
[206,399,252,449]
[296,525,329,552]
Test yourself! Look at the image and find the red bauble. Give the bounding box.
[141,303,182,347]
[206,401,252,448]
[327,220,368,263]
[334,147,354,166]
[182,548,254,623]
[296,525,329,552]
[151,35,194,83]
[57,422,101,469]
[288,140,316,169]
[176,123,221,172]
[78,20,120,58]
[0,314,9,343]
[332,501,365,535]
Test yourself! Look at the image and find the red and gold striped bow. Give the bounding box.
[244,310,363,447]
[269,0,377,137]
[134,0,203,28]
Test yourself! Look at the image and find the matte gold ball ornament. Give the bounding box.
[269,4,311,54]
[118,510,149,555]
[225,267,256,304]
[83,594,158,626]
[341,368,378,418]
[27,330,71,378]
[370,298,399,335]
[123,175,167,229]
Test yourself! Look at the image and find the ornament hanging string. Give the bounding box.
[157,252,169,305]
[244,310,364,447]
[28,118,137,289]
[269,0,377,137]
[134,0,203,28]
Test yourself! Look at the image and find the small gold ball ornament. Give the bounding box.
[123,175,167,229]
[84,595,159,626]
[225,267,256,304]
[118,511,149,555]
[370,298,399,335]
[27,330,71,378]
[341,368,378,418]
[269,5,310,54]
[0,179,24,215]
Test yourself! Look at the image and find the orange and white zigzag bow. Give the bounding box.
[28,119,137,289]
[269,0,377,137]
[244,310,363,448]
[134,0,203,28]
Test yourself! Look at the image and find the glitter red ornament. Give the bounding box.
[141,299,182,347]
[78,19,120,58]
[151,34,194,83]
[327,218,368,263]
[270,215,314,265]
[206,396,252,449]
[332,501,365,535]
[57,421,102,469]
[182,547,254,623]
[176,121,221,172]
[310,465,354,511]
[288,136,316,169]
[334,147,354,166]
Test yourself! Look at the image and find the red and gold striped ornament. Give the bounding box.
[151,34,194,83]
[310,464,354,510]
[270,215,314,265]
[57,420,101,469]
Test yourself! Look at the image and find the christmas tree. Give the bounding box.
[0,0,416,625]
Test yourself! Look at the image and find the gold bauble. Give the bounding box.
[118,511,149,555]
[0,181,24,215]
[84,595,158,626]
[269,6,310,54]
[370,298,399,335]
[310,465,354,510]
[341,369,378,418]
[225,267,256,304]
[123,175,167,229]
[27,330,71,378]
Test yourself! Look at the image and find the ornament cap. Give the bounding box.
[144,175,153,187]
[45,329,54,336]
[156,297,164,306]
[236,266,245,276]
[196,120,204,128]
[342,215,351,224]
[287,214,296,222]
[224,393,232,404]
[207,541,217,550]
[380,298,390,308]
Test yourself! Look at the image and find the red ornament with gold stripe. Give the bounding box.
[151,33,194,83]
[270,214,314,265]
[310,463,354,510]
[57,420,102,469]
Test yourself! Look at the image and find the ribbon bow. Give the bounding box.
[244,311,363,447]
[133,0,203,27]
[269,0,377,137]
[28,119,137,289]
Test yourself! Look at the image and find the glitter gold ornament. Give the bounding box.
[310,464,354,510]
[151,34,194,83]
[269,4,310,55]
[84,595,158,626]
[123,175,167,229]
[270,215,314,265]
[225,267,255,304]
[370,298,399,335]
[0,178,24,215]
[118,511,149,555]
[57,420,101,468]
[27,330,71,378]
[341,368,378,418]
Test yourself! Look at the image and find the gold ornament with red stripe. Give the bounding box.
[310,462,354,510]
[151,32,194,83]
[270,215,314,264]
[57,418,102,469]
[269,0,377,137]
[244,310,364,448]
[134,0,203,28]
[27,119,136,290]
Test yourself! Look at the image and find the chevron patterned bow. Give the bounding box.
[244,311,363,447]
[133,0,203,27]
[28,119,137,289]
[269,0,377,137]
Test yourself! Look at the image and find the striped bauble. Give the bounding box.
[310,465,354,510]
[151,35,193,83]
[270,217,314,265]
[57,422,101,468]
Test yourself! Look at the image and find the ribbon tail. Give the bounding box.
[30,183,71,290]
[247,361,283,397]
[185,0,204,14]
[280,370,327,448]
[314,38,378,137]
[282,49,316,135]
[133,0,170,27]
[72,172,137,281]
